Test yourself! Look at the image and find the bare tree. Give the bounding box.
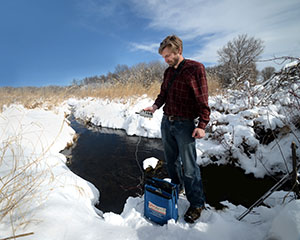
[261,66,276,81]
[217,34,264,87]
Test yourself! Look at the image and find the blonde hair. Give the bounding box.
[158,35,183,55]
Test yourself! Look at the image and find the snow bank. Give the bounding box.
[268,200,300,240]
[0,105,101,239]
[68,96,163,138]
[0,103,299,240]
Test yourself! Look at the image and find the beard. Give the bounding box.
[167,55,180,67]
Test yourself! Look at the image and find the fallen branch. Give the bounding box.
[0,232,34,240]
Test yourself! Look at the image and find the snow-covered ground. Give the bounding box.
[1,61,300,240]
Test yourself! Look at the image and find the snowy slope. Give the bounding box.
[0,102,297,240]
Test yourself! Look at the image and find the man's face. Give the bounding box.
[161,47,180,67]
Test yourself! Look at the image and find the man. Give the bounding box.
[144,35,210,223]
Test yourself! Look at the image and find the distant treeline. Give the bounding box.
[71,58,275,91]
[72,61,167,88]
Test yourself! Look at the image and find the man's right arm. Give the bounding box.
[144,104,158,113]
[145,69,168,113]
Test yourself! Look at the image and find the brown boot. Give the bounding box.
[184,206,204,223]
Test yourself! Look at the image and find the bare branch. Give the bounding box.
[257,56,300,64]
[0,232,34,240]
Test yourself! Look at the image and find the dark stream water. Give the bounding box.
[65,116,279,214]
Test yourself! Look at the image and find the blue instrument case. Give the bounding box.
[144,177,179,225]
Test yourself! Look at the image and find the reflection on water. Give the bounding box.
[66,116,277,214]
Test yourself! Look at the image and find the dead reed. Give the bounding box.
[0,76,221,112]
[0,113,67,238]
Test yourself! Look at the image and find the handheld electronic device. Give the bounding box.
[135,110,153,118]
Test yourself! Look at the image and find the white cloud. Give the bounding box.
[130,0,300,69]
[130,42,159,53]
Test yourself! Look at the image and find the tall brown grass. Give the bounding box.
[207,72,222,95]
[0,77,221,112]
[0,131,46,238]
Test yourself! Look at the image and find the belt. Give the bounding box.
[164,114,192,122]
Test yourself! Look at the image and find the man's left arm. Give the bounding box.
[190,63,211,138]
[192,128,206,139]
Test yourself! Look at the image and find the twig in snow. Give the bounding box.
[0,232,34,240]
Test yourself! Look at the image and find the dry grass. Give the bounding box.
[0,82,161,111]
[0,136,46,236]
[0,116,66,238]
[0,87,70,111]
[74,81,162,100]
[0,77,221,112]
[207,72,223,95]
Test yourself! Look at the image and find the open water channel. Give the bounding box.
[64,116,278,214]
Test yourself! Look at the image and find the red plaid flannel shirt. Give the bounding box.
[154,59,210,129]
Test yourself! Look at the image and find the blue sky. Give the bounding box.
[0,0,299,87]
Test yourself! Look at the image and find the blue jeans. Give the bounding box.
[161,115,205,208]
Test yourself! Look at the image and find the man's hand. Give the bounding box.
[192,128,205,139]
[144,105,158,113]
